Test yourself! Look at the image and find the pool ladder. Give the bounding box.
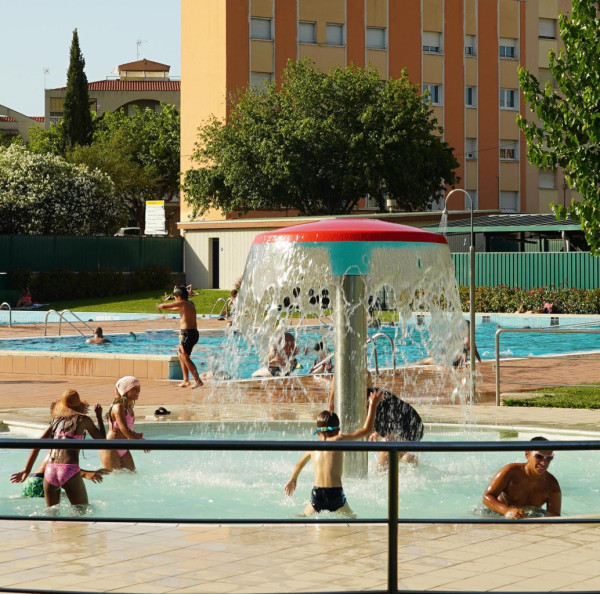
[207,297,230,319]
[0,302,12,327]
[43,309,95,337]
[310,332,396,376]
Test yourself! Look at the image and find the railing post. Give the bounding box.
[388,448,399,594]
[495,329,501,406]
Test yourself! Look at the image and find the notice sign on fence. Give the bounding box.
[145,200,167,235]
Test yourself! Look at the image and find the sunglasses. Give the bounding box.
[532,451,554,462]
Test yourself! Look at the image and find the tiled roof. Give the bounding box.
[30,116,44,122]
[0,116,16,122]
[119,58,170,72]
[54,80,180,92]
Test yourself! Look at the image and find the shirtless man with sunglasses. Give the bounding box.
[482,436,562,519]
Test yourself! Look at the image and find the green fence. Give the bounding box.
[452,252,600,290]
[0,235,184,273]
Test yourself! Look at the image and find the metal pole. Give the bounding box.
[469,245,476,404]
[495,328,501,406]
[387,449,399,594]
[334,274,368,477]
[444,189,476,404]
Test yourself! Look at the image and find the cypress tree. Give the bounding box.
[62,29,93,148]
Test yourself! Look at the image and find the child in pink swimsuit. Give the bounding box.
[10,389,107,510]
[99,376,148,472]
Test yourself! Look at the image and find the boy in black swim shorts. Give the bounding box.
[284,389,383,516]
[157,286,203,389]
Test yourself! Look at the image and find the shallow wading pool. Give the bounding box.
[2,424,599,520]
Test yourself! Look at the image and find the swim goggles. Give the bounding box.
[532,451,554,462]
[313,426,340,435]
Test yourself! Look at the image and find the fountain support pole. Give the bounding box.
[334,274,368,478]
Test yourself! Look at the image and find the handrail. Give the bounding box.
[0,302,11,327]
[2,437,600,594]
[208,297,228,318]
[43,309,94,337]
[309,351,334,374]
[367,331,397,376]
[58,309,94,336]
[495,326,600,405]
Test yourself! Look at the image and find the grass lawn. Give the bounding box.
[503,384,600,409]
[49,289,231,315]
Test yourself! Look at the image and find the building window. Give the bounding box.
[500,191,519,213]
[299,21,316,43]
[366,27,387,49]
[465,86,477,107]
[539,19,556,39]
[423,84,443,105]
[250,72,273,90]
[465,138,477,160]
[326,23,345,46]
[423,32,442,54]
[50,97,64,116]
[364,194,379,210]
[500,88,518,109]
[250,18,272,40]
[539,170,556,189]
[465,35,476,56]
[499,38,517,59]
[499,140,518,161]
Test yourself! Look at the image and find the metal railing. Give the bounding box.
[495,326,600,405]
[207,297,228,318]
[368,332,397,376]
[2,437,600,594]
[43,309,95,337]
[0,302,11,327]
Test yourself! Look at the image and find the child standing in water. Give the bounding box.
[284,389,383,517]
[157,285,203,388]
[100,376,148,471]
[10,390,106,510]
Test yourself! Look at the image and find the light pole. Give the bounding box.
[441,189,476,404]
[562,178,567,209]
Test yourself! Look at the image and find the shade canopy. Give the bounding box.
[253,218,448,245]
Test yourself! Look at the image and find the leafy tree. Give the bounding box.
[0,144,125,235]
[518,0,600,253]
[28,119,66,155]
[70,104,180,229]
[62,29,93,149]
[183,59,458,217]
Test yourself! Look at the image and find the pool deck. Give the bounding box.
[2,318,600,593]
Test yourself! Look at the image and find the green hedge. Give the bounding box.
[8,265,178,302]
[458,285,600,314]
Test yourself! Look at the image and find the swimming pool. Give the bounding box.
[1,314,599,380]
[2,424,599,520]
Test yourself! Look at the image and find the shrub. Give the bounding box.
[9,266,172,302]
[458,285,600,314]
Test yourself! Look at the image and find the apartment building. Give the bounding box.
[180,0,572,224]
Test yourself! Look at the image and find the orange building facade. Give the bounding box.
[180,0,572,224]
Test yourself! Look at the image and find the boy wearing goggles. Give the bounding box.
[482,436,562,519]
[284,389,383,517]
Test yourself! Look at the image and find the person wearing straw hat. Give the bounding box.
[10,389,107,510]
[100,376,149,472]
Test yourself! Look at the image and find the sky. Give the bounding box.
[0,0,181,117]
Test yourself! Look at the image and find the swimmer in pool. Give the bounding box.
[86,327,111,344]
[12,451,108,498]
[482,436,561,518]
[99,376,149,472]
[284,389,383,517]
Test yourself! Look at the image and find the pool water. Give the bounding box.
[2,427,599,520]
[1,316,600,379]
